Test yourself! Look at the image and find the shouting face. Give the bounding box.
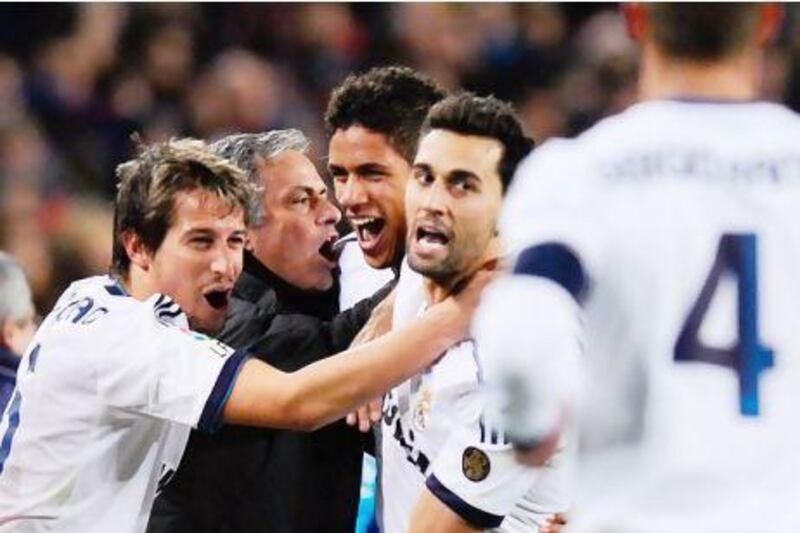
[146,188,247,334]
[329,125,410,270]
[406,129,504,285]
[249,150,341,291]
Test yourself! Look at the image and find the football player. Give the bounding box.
[475,4,799,532]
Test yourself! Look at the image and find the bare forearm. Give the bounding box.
[224,304,459,430]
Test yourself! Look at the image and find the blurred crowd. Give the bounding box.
[1,3,800,312]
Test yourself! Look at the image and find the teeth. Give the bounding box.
[352,217,377,227]
[352,216,384,242]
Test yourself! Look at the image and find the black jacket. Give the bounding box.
[148,253,391,533]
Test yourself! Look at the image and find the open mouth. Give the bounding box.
[353,217,386,245]
[416,226,450,246]
[318,235,341,263]
[203,289,230,310]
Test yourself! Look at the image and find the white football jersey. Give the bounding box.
[0,276,249,532]
[338,233,395,311]
[475,100,800,532]
[379,265,571,533]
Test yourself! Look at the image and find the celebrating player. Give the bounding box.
[475,4,799,531]
[326,65,447,306]
[0,138,483,531]
[383,93,571,533]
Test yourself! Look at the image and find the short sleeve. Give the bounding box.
[425,378,541,529]
[93,297,249,433]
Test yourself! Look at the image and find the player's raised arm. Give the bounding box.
[222,270,492,431]
[473,265,584,461]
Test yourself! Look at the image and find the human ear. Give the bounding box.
[122,231,152,272]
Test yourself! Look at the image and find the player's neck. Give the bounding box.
[639,43,762,102]
[423,238,502,306]
[120,268,159,302]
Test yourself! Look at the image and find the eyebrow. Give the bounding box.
[289,185,328,197]
[327,163,345,173]
[448,169,481,183]
[354,162,390,175]
[184,228,216,237]
[413,163,481,183]
[184,227,247,238]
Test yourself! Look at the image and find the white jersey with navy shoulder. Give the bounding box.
[379,265,571,533]
[475,100,800,533]
[0,275,249,532]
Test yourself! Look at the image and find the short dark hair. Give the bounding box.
[325,66,446,162]
[648,4,761,61]
[424,93,534,192]
[111,138,254,277]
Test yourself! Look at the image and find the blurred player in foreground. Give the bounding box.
[0,252,37,414]
[475,3,799,532]
[0,138,483,532]
[383,93,570,533]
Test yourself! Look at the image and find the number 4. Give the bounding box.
[674,233,774,416]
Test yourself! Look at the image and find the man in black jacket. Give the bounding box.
[148,130,389,533]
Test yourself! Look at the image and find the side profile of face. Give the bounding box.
[143,188,247,335]
[406,129,504,285]
[2,311,36,356]
[328,125,411,270]
[248,149,341,291]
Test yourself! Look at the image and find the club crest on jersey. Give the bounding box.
[462,446,490,482]
[412,389,433,432]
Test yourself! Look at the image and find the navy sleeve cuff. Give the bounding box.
[426,474,504,529]
[514,242,588,303]
[197,349,250,433]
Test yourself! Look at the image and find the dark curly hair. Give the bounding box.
[325,66,446,162]
[424,92,535,192]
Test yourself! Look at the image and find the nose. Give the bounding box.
[318,197,342,227]
[417,179,448,216]
[211,244,240,280]
[337,176,368,210]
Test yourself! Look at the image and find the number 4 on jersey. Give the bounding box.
[674,233,774,416]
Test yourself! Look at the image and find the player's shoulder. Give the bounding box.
[392,260,425,328]
[338,232,394,310]
[431,340,481,390]
[510,113,621,202]
[49,275,185,335]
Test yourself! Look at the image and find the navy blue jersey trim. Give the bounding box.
[0,391,22,476]
[105,281,129,297]
[157,308,183,319]
[426,474,504,529]
[197,349,250,433]
[514,243,587,303]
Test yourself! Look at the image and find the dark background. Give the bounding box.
[1,3,798,311]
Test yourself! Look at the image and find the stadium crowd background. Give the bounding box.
[1,3,799,313]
